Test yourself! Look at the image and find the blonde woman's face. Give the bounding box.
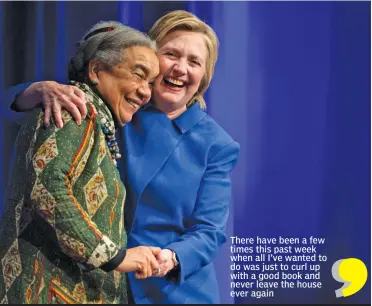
[152,30,207,110]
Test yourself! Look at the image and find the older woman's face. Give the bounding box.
[152,30,207,111]
[94,46,159,125]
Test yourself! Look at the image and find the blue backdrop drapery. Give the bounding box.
[0,1,370,304]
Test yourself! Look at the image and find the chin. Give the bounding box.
[122,113,134,125]
[117,109,135,125]
[161,95,186,105]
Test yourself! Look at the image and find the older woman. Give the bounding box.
[0,21,160,304]
[7,11,240,304]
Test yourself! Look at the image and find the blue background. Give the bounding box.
[0,1,370,304]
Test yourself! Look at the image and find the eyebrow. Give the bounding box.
[189,54,203,63]
[134,64,150,75]
[164,47,204,63]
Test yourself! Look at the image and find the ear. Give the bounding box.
[88,59,101,83]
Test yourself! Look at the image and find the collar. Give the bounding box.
[141,102,206,134]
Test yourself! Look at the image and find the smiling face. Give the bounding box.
[90,45,159,126]
[152,30,207,117]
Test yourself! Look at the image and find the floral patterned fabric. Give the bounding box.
[0,82,127,304]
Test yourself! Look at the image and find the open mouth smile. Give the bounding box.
[127,99,141,110]
[163,77,186,88]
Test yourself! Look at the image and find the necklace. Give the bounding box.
[100,116,121,165]
[69,81,121,166]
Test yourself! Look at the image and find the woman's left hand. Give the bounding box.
[153,249,175,277]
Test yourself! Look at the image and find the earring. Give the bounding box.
[91,79,98,85]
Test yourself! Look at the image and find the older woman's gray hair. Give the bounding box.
[68,21,157,82]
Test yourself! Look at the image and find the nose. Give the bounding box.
[137,82,152,104]
[173,58,187,75]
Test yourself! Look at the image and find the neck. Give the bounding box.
[154,103,187,120]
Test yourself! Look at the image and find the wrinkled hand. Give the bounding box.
[115,246,161,279]
[153,249,175,277]
[16,81,87,128]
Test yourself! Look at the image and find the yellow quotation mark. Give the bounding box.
[332,258,368,297]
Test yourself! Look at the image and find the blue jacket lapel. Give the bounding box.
[122,102,207,229]
[123,105,181,207]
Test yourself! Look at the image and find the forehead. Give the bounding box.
[160,30,207,60]
[122,46,159,75]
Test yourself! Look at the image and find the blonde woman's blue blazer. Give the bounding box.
[122,102,240,304]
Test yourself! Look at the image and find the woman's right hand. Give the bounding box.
[14,81,87,128]
[115,246,161,279]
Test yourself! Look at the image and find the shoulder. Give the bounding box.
[199,113,235,142]
[41,103,98,149]
[192,112,240,157]
[59,102,97,126]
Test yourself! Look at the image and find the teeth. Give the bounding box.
[165,77,184,86]
[127,100,140,109]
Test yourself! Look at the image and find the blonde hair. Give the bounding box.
[149,10,219,110]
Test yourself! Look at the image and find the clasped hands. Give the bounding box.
[115,247,176,279]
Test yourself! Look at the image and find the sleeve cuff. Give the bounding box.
[10,91,24,112]
[7,82,33,112]
[165,264,181,283]
[100,248,127,272]
[164,245,186,284]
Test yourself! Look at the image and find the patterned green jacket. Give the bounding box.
[0,82,127,304]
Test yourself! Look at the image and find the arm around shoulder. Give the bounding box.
[5,81,87,128]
